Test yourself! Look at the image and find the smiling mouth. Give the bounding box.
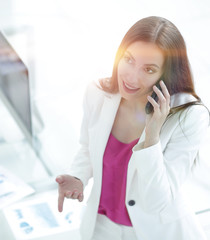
[123,81,140,93]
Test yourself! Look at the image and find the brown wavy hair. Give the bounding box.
[100,16,202,113]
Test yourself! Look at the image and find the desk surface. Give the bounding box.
[1,137,210,240]
[0,211,81,240]
[0,186,82,240]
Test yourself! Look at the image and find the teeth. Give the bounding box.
[124,82,138,90]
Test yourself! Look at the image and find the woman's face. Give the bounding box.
[117,41,165,102]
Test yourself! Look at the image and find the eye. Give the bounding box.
[123,54,133,64]
[145,67,156,74]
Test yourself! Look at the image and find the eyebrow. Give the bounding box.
[125,50,160,69]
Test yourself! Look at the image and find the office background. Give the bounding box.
[0,0,210,239]
[0,0,210,174]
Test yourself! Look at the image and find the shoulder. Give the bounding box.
[163,95,210,140]
[84,79,117,110]
[83,80,119,113]
[85,79,106,97]
[167,104,210,141]
[186,104,209,117]
[183,104,210,131]
[170,93,209,125]
[178,104,209,125]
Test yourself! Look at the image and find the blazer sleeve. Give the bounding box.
[68,85,93,187]
[130,105,210,214]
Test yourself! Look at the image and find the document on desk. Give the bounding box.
[0,166,35,209]
[3,190,83,239]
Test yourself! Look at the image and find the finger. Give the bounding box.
[58,194,65,212]
[147,95,160,112]
[160,80,170,104]
[71,190,80,199]
[65,191,73,199]
[78,193,84,202]
[159,81,170,113]
[153,85,165,104]
[55,175,64,184]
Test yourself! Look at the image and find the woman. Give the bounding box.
[56,16,209,240]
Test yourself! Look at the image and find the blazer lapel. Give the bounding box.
[92,93,121,180]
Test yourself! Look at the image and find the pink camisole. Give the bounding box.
[98,132,139,226]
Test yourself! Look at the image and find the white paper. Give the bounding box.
[3,190,84,239]
[0,166,35,209]
[196,210,210,231]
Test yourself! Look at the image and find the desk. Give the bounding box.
[0,139,81,240]
[0,191,81,240]
[1,137,210,239]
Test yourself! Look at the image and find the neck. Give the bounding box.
[120,96,148,113]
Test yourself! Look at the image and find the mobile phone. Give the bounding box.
[145,81,162,114]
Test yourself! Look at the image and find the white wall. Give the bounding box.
[0,0,210,174]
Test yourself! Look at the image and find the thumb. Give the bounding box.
[55,175,64,184]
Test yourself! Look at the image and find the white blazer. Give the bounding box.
[69,81,209,240]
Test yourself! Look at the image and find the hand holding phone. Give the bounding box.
[145,81,162,114]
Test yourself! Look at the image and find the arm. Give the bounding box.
[68,111,92,187]
[56,84,93,211]
[69,84,93,186]
[131,104,209,213]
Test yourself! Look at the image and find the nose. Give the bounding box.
[126,68,141,87]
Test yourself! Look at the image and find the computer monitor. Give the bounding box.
[0,31,32,141]
[0,31,52,176]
